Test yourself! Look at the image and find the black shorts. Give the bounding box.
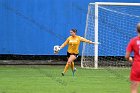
[67,52,78,58]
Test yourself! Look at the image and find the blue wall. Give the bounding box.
[0,0,139,55]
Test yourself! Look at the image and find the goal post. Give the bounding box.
[94,2,98,69]
[81,2,140,69]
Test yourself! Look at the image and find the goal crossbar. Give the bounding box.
[90,2,140,6]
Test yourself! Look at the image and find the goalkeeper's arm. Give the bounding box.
[56,38,69,53]
[80,37,96,44]
[60,38,69,49]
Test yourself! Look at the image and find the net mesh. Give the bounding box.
[81,4,140,68]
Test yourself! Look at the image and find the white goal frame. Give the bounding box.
[81,2,140,69]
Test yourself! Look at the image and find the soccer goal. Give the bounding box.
[81,2,140,69]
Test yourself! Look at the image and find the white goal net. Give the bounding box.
[81,2,140,68]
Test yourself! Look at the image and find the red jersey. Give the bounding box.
[126,36,140,63]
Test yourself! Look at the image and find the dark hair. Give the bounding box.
[137,23,140,33]
[71,29,77,33]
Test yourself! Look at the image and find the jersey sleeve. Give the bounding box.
[126,39,133,52]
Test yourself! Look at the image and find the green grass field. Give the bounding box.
[0,65,131,93]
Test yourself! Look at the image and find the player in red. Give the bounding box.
[125,23,140,93]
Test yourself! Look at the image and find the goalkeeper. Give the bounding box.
[55,29,96,76]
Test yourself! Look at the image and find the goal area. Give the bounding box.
[81,2,140,69]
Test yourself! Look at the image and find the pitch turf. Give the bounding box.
[0,65,131,93]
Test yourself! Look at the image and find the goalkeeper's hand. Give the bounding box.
[89,41,100,45]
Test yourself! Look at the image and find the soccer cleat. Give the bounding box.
[61,72,64,76]
[72,68,76,77]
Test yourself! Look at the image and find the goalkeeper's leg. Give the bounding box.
[71,61,74,71]
[62,55,76,76]
[71,61,76,76]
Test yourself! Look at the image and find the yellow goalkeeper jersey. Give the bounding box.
[62,35,89,54]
